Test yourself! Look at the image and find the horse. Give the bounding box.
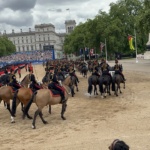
[81,66,88,78]
[62,76,75,97]
[0,74,31,123]
[99,74,112,98]
[23,84,71,129]
[88,75,99,97]
[112,73,125,96]
[70,75,79,93]
[11,82,49,123]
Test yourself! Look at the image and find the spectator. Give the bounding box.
[108,139,129,150]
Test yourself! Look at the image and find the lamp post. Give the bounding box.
[134,29,138,63]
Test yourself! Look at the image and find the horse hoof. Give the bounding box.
[43,121,48,124]
[28,116,33,120]
[11,121,15,123]
[61,116,66,120]
[101,96,104,99]
[32,125,36,129]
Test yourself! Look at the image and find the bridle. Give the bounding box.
[109,139,120,150]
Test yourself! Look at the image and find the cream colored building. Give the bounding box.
[2,20,76,59]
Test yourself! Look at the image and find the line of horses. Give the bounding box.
[0,72,79,129]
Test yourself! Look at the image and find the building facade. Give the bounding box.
[1,20,76,59]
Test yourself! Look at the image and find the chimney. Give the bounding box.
[29,28,31,32]
[12,29,14,33]
[20,29,22,33]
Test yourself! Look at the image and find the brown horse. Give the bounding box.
[23,84,71,129]
[0,74,31,123]
[11,82,49,122]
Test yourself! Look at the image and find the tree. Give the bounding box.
[0,36,16,57]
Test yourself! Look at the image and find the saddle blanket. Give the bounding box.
[50,89,60,97]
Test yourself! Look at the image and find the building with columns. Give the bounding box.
[1,20,76,59]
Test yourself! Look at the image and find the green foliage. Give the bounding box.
[0,36,16,57]
[64,0,150,58]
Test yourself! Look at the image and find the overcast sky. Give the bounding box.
[0,0,118,34]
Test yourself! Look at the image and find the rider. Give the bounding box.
[92,66,100,77]
[48,71,66,103]
[101,59,112,81]
[69,65,80,83]
[9,69,22,91]
[29,70,42,92]
[114,59,126,81]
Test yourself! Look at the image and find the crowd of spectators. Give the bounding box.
[0,50,54,66]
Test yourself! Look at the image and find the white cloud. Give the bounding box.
[0,0,118,34]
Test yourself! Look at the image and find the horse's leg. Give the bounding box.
[123,82,125,89]
[95,85,98,95]
[108,84,111,95]
[115,84,118,96]
[39,111,48,124]
[119,83,122,94]
[49,105,51,114]
[61,103,67,120]
[21,102,24,112]
[6,102,15,123]
[32,108,40,129]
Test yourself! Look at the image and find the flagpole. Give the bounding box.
[105,38,108,62]
[134,29,138,63]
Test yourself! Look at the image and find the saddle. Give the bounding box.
[49,89,60,97]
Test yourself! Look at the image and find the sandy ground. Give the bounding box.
[0,58,150,150]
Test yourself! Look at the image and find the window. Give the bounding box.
[22,46,25,51]
[27,46,29,51]
[18,46,20,52]
[31,45,33,50]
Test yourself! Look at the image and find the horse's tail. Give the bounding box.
[12,90,19,116]
[23,91,37,119]
[88,77,93,93]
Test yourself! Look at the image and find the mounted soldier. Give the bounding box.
[69,65,79,83]
[48,70,66,103]
[29,70,42,92]
[114,59,126,81]
[9,69,22,91]
[101,59,112,80]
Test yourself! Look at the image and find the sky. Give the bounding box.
[0,0,118,34]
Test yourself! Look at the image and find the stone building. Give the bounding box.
[1,20,76,59]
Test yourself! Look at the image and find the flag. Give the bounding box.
[128,35,135,50]
[100,42,105,52]
[90,49,94,56]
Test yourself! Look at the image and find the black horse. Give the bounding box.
[81,66,88,78]
[112,73,125,96]
[99,74,112,98]
[88,75,99,97]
